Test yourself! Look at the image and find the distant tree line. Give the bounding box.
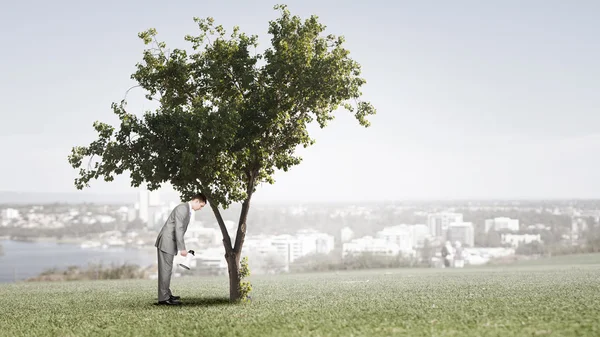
[26,263,148,282]
[289,250,429,273]
[460,209,573,247]
[516,224,600,256]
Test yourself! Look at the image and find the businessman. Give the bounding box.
[154,193,207,305]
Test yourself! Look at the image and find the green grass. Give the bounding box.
[513,252,600,266]
[1,257,599,336]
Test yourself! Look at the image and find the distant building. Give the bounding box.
[376,225,414,254]
[296,229,335,256]
[463,247,516,265]
[527,223,550,231]
[571,218,588,236]
[410,224,431,248]
[149,191,161,207]
[244,234,292,270]
[485,217,519,233]
[269,235,296,268]
[501,233,541,247]
[342,236,400,257]
[138,189,149,223]
[340,226,354,243]
[1,209,12,226]
[427,212,463,238]
[185,221,219,246]
[577,210,600,223]
[127,208,137,222]
[186,247,227,275]
[447,222,474,247]
[137,188,163,228]
[1,208,20,220]
[243,230,334,271]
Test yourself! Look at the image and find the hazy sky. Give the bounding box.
[1,0,599,202]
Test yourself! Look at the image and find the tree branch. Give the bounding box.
[233,168,257,253]
[123,85,141,102]
[86,154,96,171]
[225,66,245,98]
[209,199,233,252]
[153,36,168,59]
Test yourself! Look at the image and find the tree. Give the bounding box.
[67,4,375,302]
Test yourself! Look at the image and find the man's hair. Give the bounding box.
[191,193,207,203]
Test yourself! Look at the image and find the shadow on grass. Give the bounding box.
[151,297,231,307]
[182,297,231,307]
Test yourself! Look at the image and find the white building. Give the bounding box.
[270,235,297,265]
[296,229,335,256]
[485,217,519,233]
[137,188,163,228]
[571,218,588,242]
[342,236,401,257]
[447,222,475,247]
[376,225,414,254]
[138,189,149,223]
[341,226,354,243]
[149,190,161,207]
[427,212,463,238]
[127,208,137,222]
[501,233,542,248]
[462,247,516,265]
[175,247,227,274]
[243,236,287,273]
[1,208,20,220]
[410,224,431,248]
[243,230,335,271]
[185,221,220,246]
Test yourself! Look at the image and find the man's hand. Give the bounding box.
[180,250,188,257]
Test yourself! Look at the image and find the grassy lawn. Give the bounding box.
[512,252,600,266]
[1,255,599,336]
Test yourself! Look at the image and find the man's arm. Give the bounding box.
[174,205,187,253]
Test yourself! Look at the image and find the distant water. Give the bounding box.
[0,240,156,283]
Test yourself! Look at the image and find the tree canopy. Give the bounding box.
[68,4,375,209]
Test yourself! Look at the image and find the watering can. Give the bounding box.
[178,250,195,270]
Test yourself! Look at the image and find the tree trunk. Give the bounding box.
[209,194,252,303]
[225,196,252,302]
[207,172,256,303]
[225,250,241,301]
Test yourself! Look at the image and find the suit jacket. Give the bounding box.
[155,203,191,255]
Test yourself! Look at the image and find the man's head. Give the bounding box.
[190,193,207,211]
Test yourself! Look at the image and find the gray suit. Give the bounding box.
[154,203,191,301]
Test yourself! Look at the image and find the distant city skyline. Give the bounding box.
[1,0,599,201]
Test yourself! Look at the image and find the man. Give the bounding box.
[154,193,207,305]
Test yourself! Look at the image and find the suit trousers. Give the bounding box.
[157,248,175,301]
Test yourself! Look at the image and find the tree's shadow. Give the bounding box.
[181,297,231,307]
[154,297,230,308]
[148,296,232,308]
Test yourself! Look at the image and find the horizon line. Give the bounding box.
[1,190,600,204]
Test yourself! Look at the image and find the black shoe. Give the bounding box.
[157,299,181,305]
[170,295,181,301]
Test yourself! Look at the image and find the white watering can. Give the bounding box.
[178,250,195,270]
